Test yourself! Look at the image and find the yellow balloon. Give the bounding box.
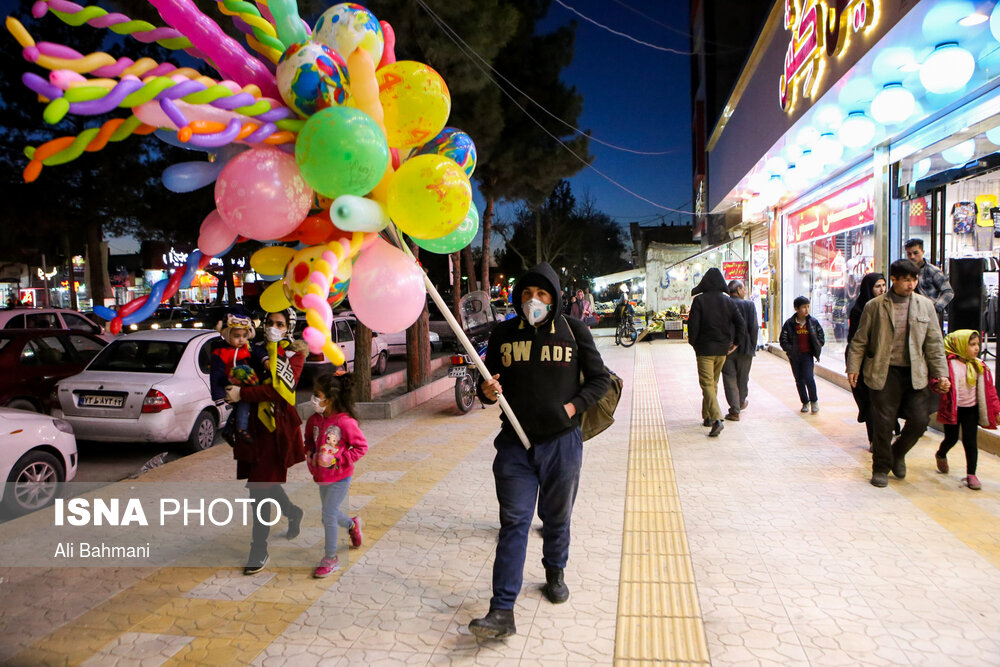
[323,341,345,366]
[251,246,296,276]
[376,61,451,149]
[260,280,291,313]
[387,154,472,240]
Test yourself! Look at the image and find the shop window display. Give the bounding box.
[784,178,875,372]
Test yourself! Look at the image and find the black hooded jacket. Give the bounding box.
[477,262,610,444]
[847,272,885,345]
[687,268,747,356]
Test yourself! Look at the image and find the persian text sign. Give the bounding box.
[722,261,749,282]
[779,0,878,112]
[786,178,874,245]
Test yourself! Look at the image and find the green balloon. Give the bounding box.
[295,106,389,198]
[411,201,480,254]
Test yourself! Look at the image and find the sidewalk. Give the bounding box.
[0,339,998,665]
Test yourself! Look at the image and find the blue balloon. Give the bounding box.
[93,305,117,320]
[120,252,203,326]
[162,161,225,193]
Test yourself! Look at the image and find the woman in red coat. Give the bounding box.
[226,308,307,574]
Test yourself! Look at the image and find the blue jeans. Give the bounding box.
[490,428,583,611]
[233,401,251,432]
[318,478,353,558]
[790,353,818,404]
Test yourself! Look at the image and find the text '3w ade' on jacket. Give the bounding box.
[477,262,610,445]
[687,268,747,357]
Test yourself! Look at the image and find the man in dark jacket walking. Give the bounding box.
[722,280,758,421]
[469,262,609,639]
[688,268,746,437]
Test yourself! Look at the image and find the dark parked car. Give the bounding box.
[0,329,108,412]
[181,306,233,332]
[127,307,193,332]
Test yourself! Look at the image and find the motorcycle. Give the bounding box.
[450,291,499,413]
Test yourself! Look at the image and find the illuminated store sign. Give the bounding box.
[779,0,878,112]
[786,178,873,244]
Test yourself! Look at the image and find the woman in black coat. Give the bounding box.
[846,272,886,450]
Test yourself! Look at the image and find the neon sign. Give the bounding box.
[779,0,878,112]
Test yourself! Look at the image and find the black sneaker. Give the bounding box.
[286,505,303,540]
[702,418,712,427]
[469,609,516,639]
[541,568,569,604]
[891,456,906,479]
[243,553,269,575]
[708,420,724,437]
[870,472,889,487]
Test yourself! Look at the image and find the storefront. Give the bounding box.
[706,0,1000,371]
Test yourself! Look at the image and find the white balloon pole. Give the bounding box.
[387,226,531,450]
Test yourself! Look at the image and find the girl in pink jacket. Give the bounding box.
[935,330,1000,490]
[305,372,368,577]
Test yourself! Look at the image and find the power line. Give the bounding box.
[605,0,744,50]
[414,0,698,215]
[552,0,741,56]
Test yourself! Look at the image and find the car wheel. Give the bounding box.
[374,351,388,376]
[3,450,64,516]
[187,410,216,453]
[6,399,38,412]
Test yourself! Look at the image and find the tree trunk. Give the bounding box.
[451,252,462,321]
[462,245,478,293]
[223,254,237,303]
[63,236,78,311]
[85,221,107,307]
[354,319,373,402]
[406,303,430,391]
[481,195,494,296]
[535,207,542,264]
[406,242,430,391]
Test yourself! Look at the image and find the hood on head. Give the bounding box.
[512,262,563,324]
[691,267,728,296]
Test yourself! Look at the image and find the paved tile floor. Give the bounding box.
[0,339,998,665]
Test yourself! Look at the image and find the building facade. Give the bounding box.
[700,0,1000,372]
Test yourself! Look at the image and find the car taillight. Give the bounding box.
[142,389,172,413]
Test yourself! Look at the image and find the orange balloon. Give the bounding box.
[298,214,336,245]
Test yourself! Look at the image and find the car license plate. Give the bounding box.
[79,394,125,408]
[448,367,468,378]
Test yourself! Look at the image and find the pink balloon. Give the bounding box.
[302,326,326,355]
[197,209,238,254]
[348,238,426,333]
[215,147,313,241]
[147,0,279,98]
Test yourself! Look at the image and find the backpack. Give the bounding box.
[563,317,624,440]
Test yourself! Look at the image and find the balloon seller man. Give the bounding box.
[470,262,610,639]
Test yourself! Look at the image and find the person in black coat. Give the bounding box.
[688,268,746,437]
[779,296,826,413]
[722,280,759,421]
[847,273,886,449]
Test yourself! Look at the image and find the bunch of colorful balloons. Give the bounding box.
[8,0,482,356]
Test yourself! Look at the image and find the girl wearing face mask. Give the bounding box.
[846,273,886,452]
[304,371,368,578]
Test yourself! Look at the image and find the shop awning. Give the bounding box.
[592,269,645,288]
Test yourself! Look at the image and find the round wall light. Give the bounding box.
[762,175,785,207]
[871,84,916,125]
[839,112,876,149]
[920,43,975,95]
[815,133,844,165]
[783,165,808,192]
[913,158,931,180]
[748,170,769,192]
[941,139,976,165]
[797,149,823,179]
[745,196,765,215]
[765,156,789,175]
[985,126,1000,146]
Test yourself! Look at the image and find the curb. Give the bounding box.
[356,375,455,420]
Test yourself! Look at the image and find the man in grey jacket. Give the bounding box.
[723,280,758,421]
[846,259,950,488]
[905,238,953,316]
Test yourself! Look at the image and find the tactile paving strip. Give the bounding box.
[614,345,711,665]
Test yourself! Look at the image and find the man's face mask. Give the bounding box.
[522,299,551,326]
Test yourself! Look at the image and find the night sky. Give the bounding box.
[532,0,693,226]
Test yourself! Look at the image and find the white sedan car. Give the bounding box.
[0,408,77,516]
[52,330,229,452]
[379,329,442,357]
